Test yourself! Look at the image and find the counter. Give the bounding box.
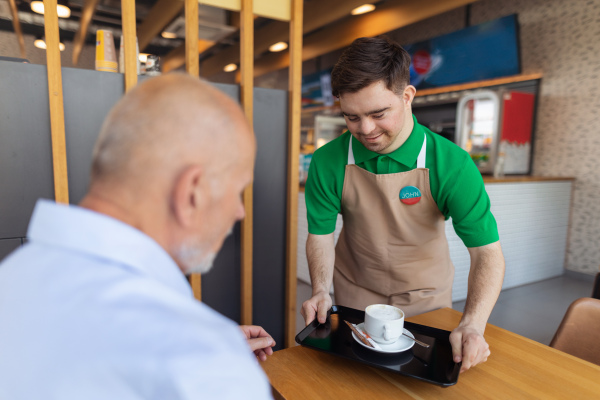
[297,177,574,302]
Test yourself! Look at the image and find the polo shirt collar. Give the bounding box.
[27,199,193,297]
[352,114,425,168]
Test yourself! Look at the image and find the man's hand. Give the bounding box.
[240,325,275,362]
[449,324,490,373]
[301,291,332,326]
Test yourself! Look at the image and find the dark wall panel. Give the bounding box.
[201,83,242,323]
[0,61,54,239]
[0,238,21,261]
[252,88,288,350]
[1,70,289,347]
[63,68,124,204]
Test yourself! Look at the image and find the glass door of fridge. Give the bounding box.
[455,90,501,174]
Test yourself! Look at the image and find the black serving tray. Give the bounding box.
[295,305,460,387]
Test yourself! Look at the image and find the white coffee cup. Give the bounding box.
[364,304,405,344]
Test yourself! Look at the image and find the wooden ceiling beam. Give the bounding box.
[7,0,26,59]
[253,0,479,78]
[200,0,383,77]
[137,0,184,51]
[72,0,100,65]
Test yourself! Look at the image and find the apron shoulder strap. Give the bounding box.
[417,134,427,169]
[347,135,355,165]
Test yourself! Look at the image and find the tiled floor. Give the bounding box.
[296,273,595,345]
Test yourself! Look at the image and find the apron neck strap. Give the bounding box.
[417,134,427,169]
[347,134,427,168]
[348,135,356,165]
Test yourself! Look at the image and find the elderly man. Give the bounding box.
[0,75,274,399]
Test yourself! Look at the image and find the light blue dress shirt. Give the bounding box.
[0,200,272,400]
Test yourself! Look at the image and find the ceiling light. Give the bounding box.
[351,4,376,15]
[161,31,178,39]
[139,53,150,63]
[269,42,288,52]
[34,37,65,51]
[31,0,71,18]
[224,63,237,72]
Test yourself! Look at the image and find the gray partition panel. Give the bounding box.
[0,238,22,262]
[201,83,242,323]
[251,88,288,350]
[0,70,288,347]
[63,68,124,203]
[0,61,54,238]
[200,84,289,352]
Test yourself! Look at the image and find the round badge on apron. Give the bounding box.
[400,186,421,205]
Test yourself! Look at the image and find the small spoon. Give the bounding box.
[404,332,430,348]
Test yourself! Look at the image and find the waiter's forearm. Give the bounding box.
[461,241,505,332]
[306,233,336,294]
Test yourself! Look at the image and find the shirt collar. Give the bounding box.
[352,114,425,168]
[27,199,192,297]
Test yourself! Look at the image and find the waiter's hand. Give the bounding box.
[240,325,276,361]
[301,291,332,326]
[449,324,490,373]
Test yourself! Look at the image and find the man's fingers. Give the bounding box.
[449,331,463,363]
[301,300,317,326]
[316,298,331,324]
[254,349,267,361]
[459,336,489,373]
[247,336,274,352]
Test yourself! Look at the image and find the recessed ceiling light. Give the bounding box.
[31,0,71,18]
[34,38,65,51]
[224,63,238,72]
[161,31,177,39]
[269,42,288,52]
[139,53,150,63]
[351,4,376,15]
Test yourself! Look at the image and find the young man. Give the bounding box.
[301,37,505,373]
[0,75,274,398]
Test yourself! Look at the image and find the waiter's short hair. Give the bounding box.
[331,36,411,97]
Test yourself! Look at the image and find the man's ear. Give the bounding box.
[172,165,203,228]
[403,85,416,106]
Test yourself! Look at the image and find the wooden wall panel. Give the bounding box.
[285,0,302,348]
[121,0,137,92]
[43,0,69,204]
[240,0,254,325]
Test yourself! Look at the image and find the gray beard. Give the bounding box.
[175,244,217,275]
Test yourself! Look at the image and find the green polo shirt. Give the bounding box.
[305,115,499,248]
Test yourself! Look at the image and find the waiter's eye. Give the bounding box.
[346,116,359,122]
[373,114,384,119]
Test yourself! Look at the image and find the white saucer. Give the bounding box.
[351,323,415,354]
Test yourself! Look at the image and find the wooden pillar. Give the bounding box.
[285,0,303,347]
[185,0,199,77]
[43,0,69,204]
[121,0,137,92]
[240,0,254,326]
[8,0,26,59]
[185,0,202,301]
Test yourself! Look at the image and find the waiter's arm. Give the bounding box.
[301,233,336,325]
[449,240,505,373]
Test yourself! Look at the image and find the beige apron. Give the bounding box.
[333,135,454,317]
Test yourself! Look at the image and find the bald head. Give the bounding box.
[83,74,256,275]
[91,74,253,190]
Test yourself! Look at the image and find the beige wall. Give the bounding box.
[0,30,96,69]
[389,1,600,275]
[469,0,599,275]
[258,0,600,275]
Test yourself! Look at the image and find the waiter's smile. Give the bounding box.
[364,133,384,142]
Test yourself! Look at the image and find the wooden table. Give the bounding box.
[262,308,600,399]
